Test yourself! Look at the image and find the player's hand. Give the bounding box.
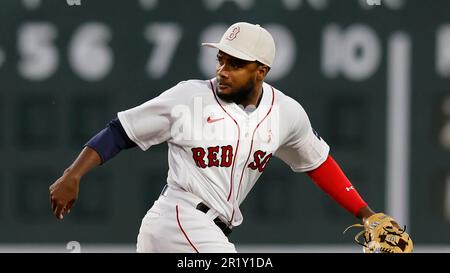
[49,172,80,220]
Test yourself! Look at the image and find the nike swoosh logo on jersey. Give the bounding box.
[207,116,225,123]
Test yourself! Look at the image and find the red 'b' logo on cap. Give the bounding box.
[226,26,240,41]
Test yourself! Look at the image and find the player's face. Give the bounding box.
[215,51,266,103]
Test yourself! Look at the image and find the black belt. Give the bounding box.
[196,202,232,237]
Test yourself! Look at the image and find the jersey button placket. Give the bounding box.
[245,116,250,138]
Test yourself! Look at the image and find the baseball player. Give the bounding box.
[49,22,377,252]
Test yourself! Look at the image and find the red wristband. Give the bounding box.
[306,155,367,215]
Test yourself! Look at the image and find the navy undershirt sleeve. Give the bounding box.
[85,117,137,164]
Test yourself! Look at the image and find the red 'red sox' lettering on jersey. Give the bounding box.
[191,145,233,168]
[247,150,273,172]
[192,146,272,172]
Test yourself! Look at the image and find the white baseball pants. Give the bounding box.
[136,185,236,253]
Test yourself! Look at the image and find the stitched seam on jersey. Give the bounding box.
[209,80,240,203]
[175,205,199,253]
[236,87,275,200]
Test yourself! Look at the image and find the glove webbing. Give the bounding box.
[343,223,408,251]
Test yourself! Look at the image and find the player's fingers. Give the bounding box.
[61,204,70,216]
[51,199,56,214]
[50,192,57,211]
[54,202,65,220]
[52,200,58,215]
[49,190,55,200]
[65,199,75,213]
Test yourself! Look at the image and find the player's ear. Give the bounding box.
[256,64,270,80]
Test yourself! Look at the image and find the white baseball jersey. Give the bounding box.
[118,78,329,228]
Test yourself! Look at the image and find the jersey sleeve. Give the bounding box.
[117,83,184,151]
[274,100,330,172]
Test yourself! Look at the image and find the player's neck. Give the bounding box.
[235,84,263,109]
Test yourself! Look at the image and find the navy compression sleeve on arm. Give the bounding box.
[85,117,137,164]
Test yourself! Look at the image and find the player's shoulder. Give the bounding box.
[161,79,212,97]
[264,82,307,114]
[176,79,211,89]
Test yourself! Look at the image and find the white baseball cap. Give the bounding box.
[202,22,276,67]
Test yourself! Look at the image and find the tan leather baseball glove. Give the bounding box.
[344,213,413,253]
